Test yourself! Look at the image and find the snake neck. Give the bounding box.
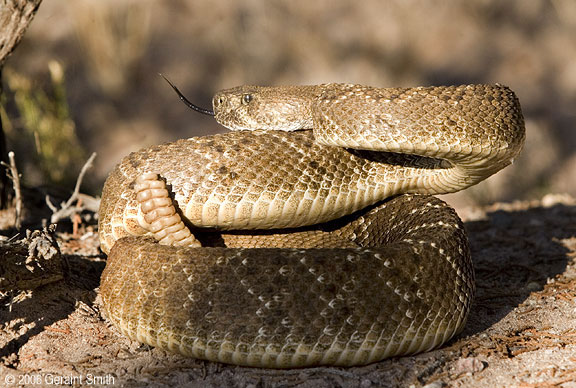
[338,138,525,199]
[312,84,526,194]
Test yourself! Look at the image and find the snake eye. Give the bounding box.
[242,94,253,104]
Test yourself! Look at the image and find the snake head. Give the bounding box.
[212,85,317,131]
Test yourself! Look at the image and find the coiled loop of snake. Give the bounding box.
[99,83,525,368]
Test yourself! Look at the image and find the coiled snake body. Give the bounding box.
[99,83,525,368]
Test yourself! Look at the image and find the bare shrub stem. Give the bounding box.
[1,151,23,229]
[46,152,98,224]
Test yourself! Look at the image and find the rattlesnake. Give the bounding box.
[98,83,525,368]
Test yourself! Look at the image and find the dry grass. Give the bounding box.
[73,0,152,97]
[3,61,85,186]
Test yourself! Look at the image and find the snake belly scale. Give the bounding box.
[99,83,525,368]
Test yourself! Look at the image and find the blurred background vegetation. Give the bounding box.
[1,0,575,210]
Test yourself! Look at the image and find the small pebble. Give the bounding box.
[541,193,575,207]
[422,381,445,388]
[453,357,487,375]
[360,378,372,387]
[525,281,542,292]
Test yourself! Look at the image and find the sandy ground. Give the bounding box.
[1,193,576,388]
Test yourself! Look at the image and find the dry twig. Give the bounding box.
[46,152,99,224]
[1,151,23,229]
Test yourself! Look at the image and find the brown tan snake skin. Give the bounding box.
[99,83,525,368]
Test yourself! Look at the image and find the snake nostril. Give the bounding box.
[213,96,224,108]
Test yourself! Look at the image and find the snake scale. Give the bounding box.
[98,83,525,368]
